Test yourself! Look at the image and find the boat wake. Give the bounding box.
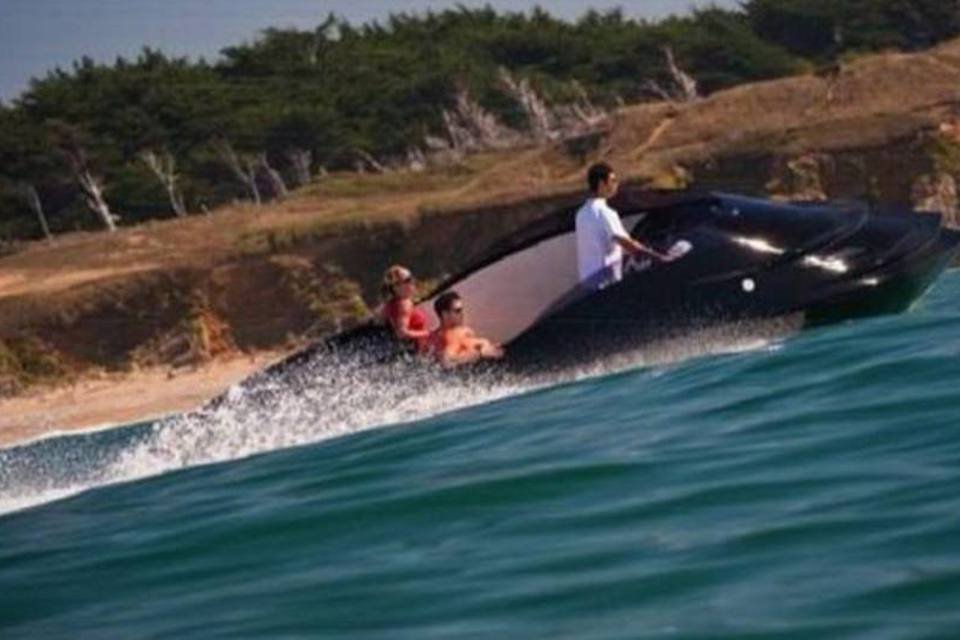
[0,316,800,517]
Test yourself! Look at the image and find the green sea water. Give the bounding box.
[2,271,960,639]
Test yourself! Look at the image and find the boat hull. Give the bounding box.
[224,191,960,385]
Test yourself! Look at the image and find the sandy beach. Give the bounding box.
[0,352,284,448]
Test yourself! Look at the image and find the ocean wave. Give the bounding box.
[0,317,796,517]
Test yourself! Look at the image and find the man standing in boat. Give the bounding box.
[576,162,675,291]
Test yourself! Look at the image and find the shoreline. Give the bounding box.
[0,351,285,449]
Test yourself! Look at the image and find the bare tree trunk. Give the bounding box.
[353,149,387,174]
[256,153,288,200]
[79,170,117,232]
[248,161,261,205]
[286,148,313,187]
[643,80,675,102]
[62,145,117,232]
[140,149,188,217]
[214,138,261,205]
[406,148,427,172]
[440,88,520,153]
[19,183,53,241]
[499,69,555,142]
[642,48,700,104]
[663,46,699,103]
[568,80,609,129]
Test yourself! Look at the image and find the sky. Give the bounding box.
[0,0,739,102]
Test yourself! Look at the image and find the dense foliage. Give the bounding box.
[1,1,957,241]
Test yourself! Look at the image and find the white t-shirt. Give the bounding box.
[575,197,629,286]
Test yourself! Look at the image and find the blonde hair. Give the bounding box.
[381,264,413,299]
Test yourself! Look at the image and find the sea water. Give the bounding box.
[1,271,959,639]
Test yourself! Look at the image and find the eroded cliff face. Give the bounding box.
[602,38,960,223]
[684,128,960,227]
[4,39,960,394]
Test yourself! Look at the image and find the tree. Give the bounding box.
[213,136,261,205]
[655,8,802,94]
[744,0,960,60]
[47,119,118,232]
[743,0,840,60]
[0,4,958,242]
[139,149,187,217]
[0,107,63,240]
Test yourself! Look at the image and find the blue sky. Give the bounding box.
[0,0,738,101]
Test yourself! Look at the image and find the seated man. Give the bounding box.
[428,291,504,367]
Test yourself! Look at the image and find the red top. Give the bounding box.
[383,299,429,349]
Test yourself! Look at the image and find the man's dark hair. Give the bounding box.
[434,290,462,317]
[587,162,614,193]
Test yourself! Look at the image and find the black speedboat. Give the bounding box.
[252,190,960,380]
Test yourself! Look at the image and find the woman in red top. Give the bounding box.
[381,265,431,351]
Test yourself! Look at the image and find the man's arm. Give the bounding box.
[613,234,673,262]
[600,204,674,262]
[439,331,504,367]
[440,341,482,367]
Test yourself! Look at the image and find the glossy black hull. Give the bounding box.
[504,198,960,369]
[804,226,960,325]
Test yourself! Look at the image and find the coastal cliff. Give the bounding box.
[3,38,960,396]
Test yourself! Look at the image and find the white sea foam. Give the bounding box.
[0,316,799,517]
[0,356,530,517]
